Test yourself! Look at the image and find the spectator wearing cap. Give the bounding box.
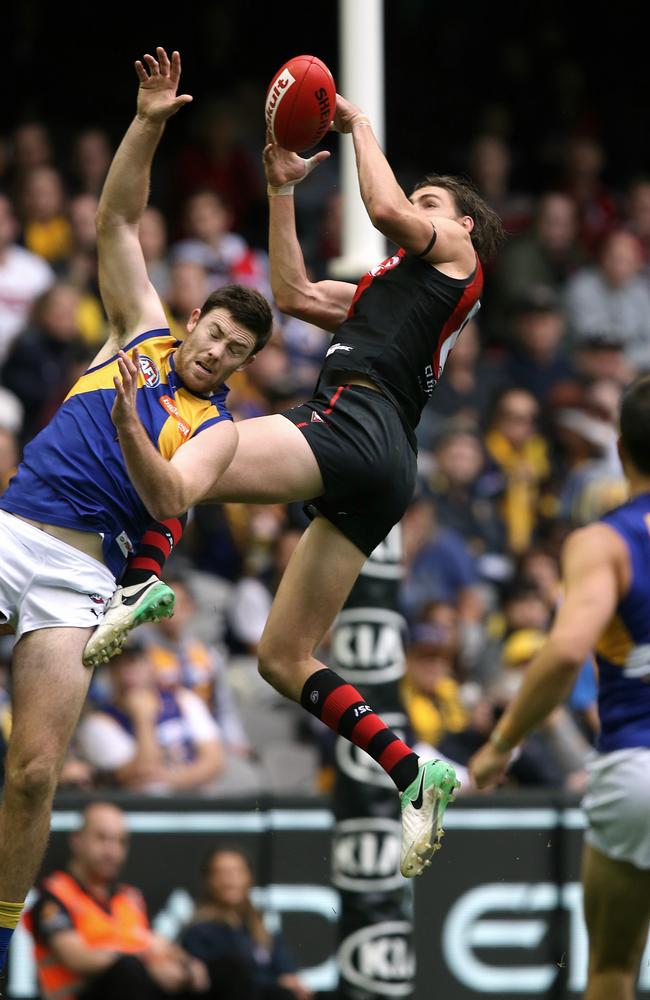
[401,613,469,754]
[488,628,591,790]
[76,639,224,795]
[504,285,577,403]
[564,229,650,368]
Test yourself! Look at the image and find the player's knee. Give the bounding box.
[5,751,59,804]
[258,634,291,689]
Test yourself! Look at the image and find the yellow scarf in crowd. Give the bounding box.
[485,429,550,554]
[400,677,468,747]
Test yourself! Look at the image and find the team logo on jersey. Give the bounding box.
[139,355,160,388]
[369,254,401,277]
[159,395,191,439]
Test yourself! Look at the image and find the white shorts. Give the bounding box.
[0,510,115,640]
[582,747,650,869]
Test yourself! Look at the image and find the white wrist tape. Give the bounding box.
[267,155,321,196]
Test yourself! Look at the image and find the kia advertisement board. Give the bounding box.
[7,794,650,999]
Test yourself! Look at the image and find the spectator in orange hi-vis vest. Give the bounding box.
[24,802,216,1000]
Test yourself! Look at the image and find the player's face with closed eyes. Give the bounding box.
[176,306,256,393]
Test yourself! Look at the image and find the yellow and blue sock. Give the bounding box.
[0,900,25,971]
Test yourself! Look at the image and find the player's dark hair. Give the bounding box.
[619,375,650,475]
[411,173,505,261]
[199,284,273,354]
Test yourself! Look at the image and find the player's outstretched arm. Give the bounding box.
[469,524,626,789]
[264,139,357,332]
[96,48,192,352]
[332,95,474,269]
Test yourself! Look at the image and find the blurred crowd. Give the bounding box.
[1,103,649,800]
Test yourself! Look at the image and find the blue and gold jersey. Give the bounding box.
[595,492,650,752]
[0,328,231,578]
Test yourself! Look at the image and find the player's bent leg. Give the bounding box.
[257,515,459,877]
[0,627,94,964]
[207,414,324,503]
[582,843,650,1000]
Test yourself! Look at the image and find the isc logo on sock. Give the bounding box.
[353,704,372,718]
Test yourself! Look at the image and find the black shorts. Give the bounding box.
[282,384,417,556]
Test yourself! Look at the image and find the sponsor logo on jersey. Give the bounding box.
[139,355,160,388]
[310,411,325,423]
[159,395,191,439]
[369,254,402,278]
[325,343,353,359]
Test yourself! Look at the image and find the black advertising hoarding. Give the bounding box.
[7,795,650,999]
[331,526,417,1000]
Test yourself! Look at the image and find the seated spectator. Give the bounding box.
[139,206,171,299]
[564,229,650,368]
[76,639,224,795]
[424,421,507,577]
[559,133,619,255]
[467,132,532,236]
[25,801,214,1000]
[571,334,636,386]
[486,191,585,341]
[164,259,209,338]
[182,847,313,1000]
[484,387,552,555]
[504,285,577,404]
[171,190,269,298]
[2,281,85,443]
[401,617,469,749]
[0,193,54,363]
[61,193,106,344]
[400,496,485,664]
[623,175,650,273]
[69,128,112,197]
[478,576,551,689]
[227,525,302,655]
[143,570,262,793]
[488,628,591,790]
[18,165,72,265]
[173,98,264,234]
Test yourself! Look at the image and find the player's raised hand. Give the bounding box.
[112,349,141,430]
[330,94,369,134]
[263,131,330,190]
[135,47,193,123]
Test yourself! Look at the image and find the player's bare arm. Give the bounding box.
[94,48,192,362]
[469,523,628,789]
[264,139,357,331]
[332,94,475,274]
[111,349,237,520]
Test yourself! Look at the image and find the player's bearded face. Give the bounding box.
[176,308,256,392]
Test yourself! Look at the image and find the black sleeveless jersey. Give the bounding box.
[317,248,483,437]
